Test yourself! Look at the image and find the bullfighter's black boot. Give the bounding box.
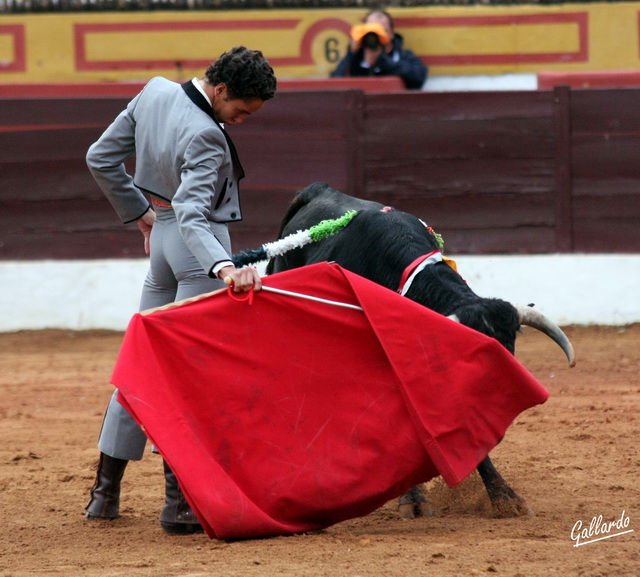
[85,452,128,520]
[159,460,204,535]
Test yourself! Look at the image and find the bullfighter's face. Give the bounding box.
[212,84,264,126]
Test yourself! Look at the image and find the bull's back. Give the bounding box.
[267,183,386,273]
[279,183,384,235]
[267,184,440,286]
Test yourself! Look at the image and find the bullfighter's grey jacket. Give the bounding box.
[86,76,244,276]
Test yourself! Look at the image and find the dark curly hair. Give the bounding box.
[204,46,277,102]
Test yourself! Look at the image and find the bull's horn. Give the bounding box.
[515,304,576,367]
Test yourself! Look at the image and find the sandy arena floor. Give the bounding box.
[0,325,638,576]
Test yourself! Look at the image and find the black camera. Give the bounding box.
[361,31,382,51]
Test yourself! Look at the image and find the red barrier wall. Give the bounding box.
[1,85,639,260]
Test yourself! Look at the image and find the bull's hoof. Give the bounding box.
[417,502,434,517]
[398,502,434,519]
[398,503,416,519]
[398,484,430,519]
[490,495,533,518]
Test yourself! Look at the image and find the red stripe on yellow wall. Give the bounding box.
[0,25,27,73]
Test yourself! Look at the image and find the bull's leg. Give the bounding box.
[476,456,532,517]
[398,485,433,519]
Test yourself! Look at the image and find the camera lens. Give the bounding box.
[361,32,381,50]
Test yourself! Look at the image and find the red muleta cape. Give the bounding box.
[112,262,548,540]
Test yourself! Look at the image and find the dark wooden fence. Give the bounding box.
[1,84,638,260]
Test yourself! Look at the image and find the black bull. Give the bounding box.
[266,182,575,518]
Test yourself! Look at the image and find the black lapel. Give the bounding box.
[181,81,245,179]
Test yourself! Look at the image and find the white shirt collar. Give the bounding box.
[192,77,212,107]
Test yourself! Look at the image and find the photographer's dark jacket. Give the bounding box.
[330,33,428,90]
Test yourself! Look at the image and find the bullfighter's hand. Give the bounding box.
[219,265,262,292]
[136,209,156,256]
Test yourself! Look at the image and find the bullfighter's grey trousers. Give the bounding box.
[97,206,229,461]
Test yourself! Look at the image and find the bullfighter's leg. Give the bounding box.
[159,460,205,534]
[145,215,228,533]
[476,456,532,517]
[85,391,148,520]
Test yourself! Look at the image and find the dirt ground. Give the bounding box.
[0,325,638,577]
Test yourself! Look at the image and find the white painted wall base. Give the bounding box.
[423,74,538,92]
[1,255,638,332]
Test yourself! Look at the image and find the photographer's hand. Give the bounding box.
[363,46,383,66]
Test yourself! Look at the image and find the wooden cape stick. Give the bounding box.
[141,285,363,316]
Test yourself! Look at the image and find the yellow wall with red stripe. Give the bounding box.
[1,3,639,83]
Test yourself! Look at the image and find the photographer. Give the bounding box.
[330,9,428,90]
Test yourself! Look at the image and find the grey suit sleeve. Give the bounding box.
[172,128,233,275]
[86,93,150,224]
